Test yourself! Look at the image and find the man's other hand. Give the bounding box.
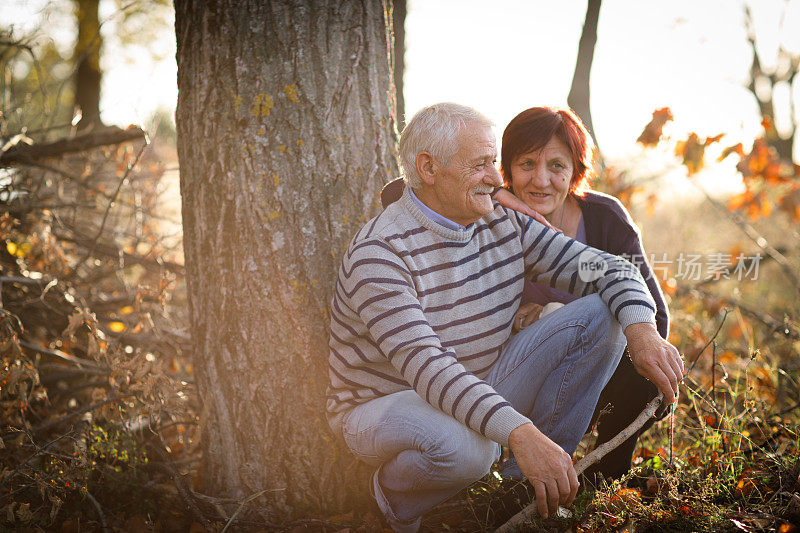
[624,322,684,403]
[508,423,579,519]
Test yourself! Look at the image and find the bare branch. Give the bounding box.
[693,181,800,291]
[0,125,147,166]
[83,488,109,532]
[19,339,108,372]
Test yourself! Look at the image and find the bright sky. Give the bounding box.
[404,0,799,165]
[2,0,799,167]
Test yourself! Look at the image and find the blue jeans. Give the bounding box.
[341,295,626,527]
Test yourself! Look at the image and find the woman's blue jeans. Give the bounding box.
[341,294,627,527]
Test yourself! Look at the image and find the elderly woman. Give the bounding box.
[492,106,670,482]
[381,106,668,482]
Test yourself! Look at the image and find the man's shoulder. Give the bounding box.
[350,201,414,246]
[341,202,420,266]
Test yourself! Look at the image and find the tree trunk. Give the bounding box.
[175,0,400,520]
[74,0,103,129]
[743,5,796,162]
[567,0,601,153]
[392,0,406,131]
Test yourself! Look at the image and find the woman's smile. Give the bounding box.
[510,136,574,221]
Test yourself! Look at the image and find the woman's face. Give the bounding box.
[509,136,574,219]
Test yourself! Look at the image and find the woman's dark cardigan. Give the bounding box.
[575,191,669,339]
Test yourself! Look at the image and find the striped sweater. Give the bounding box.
[327,187,657,446]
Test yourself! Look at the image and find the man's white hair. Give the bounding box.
[399,103,494,188]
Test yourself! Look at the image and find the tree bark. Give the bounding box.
[175,0,400,519]
[567,0,601,153]
[392,0,406,131]
[74,0,103,129]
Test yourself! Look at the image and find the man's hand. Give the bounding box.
[624,322,684,403]
[508,423,579,519]
[493,188,557,230]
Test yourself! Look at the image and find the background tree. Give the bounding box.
[393,0,406,131]
[743,4,798,162]
[175,0,400,519]
[567,0,601,154]
[74,0,103,129]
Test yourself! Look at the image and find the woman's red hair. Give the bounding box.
[500,107,595,196]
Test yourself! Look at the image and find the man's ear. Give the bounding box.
[415,152,437,185]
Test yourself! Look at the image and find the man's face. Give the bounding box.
[429,123,503,226]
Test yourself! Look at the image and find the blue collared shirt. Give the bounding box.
[408,188,467,231]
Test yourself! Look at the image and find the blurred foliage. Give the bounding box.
[1,29,75,137]
[0,14,195,530]
[1,0,174,140]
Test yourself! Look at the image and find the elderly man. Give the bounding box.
[326,103,682,532]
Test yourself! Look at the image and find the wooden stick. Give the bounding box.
[495,394,665,532]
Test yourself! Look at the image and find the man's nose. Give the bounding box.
[488,165,503,187]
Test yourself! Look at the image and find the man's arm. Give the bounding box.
[499,209,682,516]
[505,208,682,401]
[508,422,579,518]
[334,236,530,446]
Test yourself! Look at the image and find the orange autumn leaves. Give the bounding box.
[676,132,725,175]
[637,107,800,221]
[729,137,800,221]
[637,107,674,146]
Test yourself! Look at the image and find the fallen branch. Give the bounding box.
[0,125,147,166]
[495,395,665,533]
[83,488,109,533]
[54,230,185,275]
[220,488,273,533]
[574,395,665,475]
[19,340,108,372]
